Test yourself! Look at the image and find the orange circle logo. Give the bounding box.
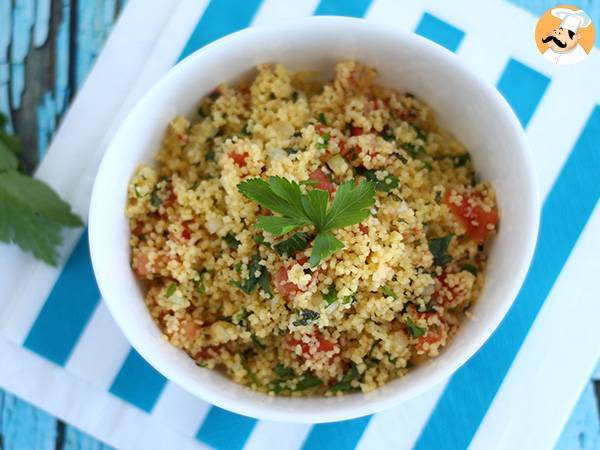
[535,5,595,65]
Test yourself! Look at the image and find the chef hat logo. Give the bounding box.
[534,5,595,65]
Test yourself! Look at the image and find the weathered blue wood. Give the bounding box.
[0,0,13,130]
[555,382,600,450]
[33,0,51,47]
[10,0,35,109]
[0,390,58,450]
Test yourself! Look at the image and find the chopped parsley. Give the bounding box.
[291,91,299,103]
[356,167,399,192]
[196,271,207,295]
[323,286,338,305]
[293,309,320,326]
[251,334,266,350]
[428,234,453,266]
[318,112,327,125]
[230,252,272,297]
[273,363,295,379]
[461,263,478,275]
[205,149,215,161]
[401,142,425,158]
[405,316,426,338]
[316,132,330,150]
[240,123,252,136]
[330,362,361,392]
[380,286,397,299]
[453,153,471,167]
[273,231,311,257]
[166,282,177,297]
[150,191,162,207]
[239,352,261,386]
[223,232,241,249]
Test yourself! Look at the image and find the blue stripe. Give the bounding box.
[314,0,373,17]
[178,0,263,61]
[415,12,465,52]
[109,349,167,413]
[497,59,550,127]
[196,406,257,450]
[24,230,100,365]
[414,105,600,450]
[302,416,372,450]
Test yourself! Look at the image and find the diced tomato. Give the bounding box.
[443,190,498,244]
[132,253,149,278]
[351,126,364,136]
[181,220,192,240]
[164,184,176,208]
[177,133,188,144]
[132,220,144,237]
[194,345,223,360]
[289,333,335,358]
[274,267,300,299]
[413,312,448,354]
[309,169,335,195]
[182,319,199,340]
[229,151,248,167]
[359,224,368,235]
[315,123,326,135]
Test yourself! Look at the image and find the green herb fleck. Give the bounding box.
[241,123,252,136]
[323,286,338,305]
[273,232,311,257]
[356,168,399,192]
[316,132,330,150]
[190,182,199,190]
[223,232,241,249]
[453,154,471,167]
[401,142,425,158]
[150,191,162,207]
[428,235,453,266]
[380,286,397,299]
[434,191,442,204]
[294,374,323,391]
[273,363,295,379]
[205,149,215,161]
[239,353,261,386]
[196,271,206,295]
[166,282,177,297]
[405,316,426,338]
[231,253,272,296]
[292,91,299,103]
[284,147,299,155]
[461,263,478,276]
[330,362,361,392]
[318,112,327,125]
[251,334,266,350]
[293,309,320,326]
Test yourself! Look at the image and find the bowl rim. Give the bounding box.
[89,16,540,423]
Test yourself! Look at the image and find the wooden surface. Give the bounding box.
[0,0,598,449]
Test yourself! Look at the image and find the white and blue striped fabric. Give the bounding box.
[0,0,599,449]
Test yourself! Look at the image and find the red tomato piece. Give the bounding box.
[351,126,364,136]
[229,151,248,167]
[443,190,498,244]
[289,333,335,358]
[315,123,326,135]
[182,220,192,240]
[274,267,300,299]
[309,169,335,195]
[359,224,368,235]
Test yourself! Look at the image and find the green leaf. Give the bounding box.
[223,232,241,249]
[273,363,295,378]
[453,153,471,167]
[330,362,361,392]
[461,263,477,275]
[356,168,399,192]
[267,176,305,216]
[316,132,330,149]
[401,142,425,158]
[251,334,266,350]
[428,235,453,266]
[380,286,397,299]
[322,180,375,231]
[239,353,261,386]
[166,282,177,297]
[238,177,309,221]
[310,231,344,267]
[0,143,18,171]
[230,253,271,296]
[0,170,83,265]
[273,231,311,257]
[405,316,426,338]
[292,309,320,326]
[318,112,327,125]
[323,286,338,305]
[301,188,329,230]
[205,149,215,161]
[294,374,323,391]
[255,216,306,236]
[196,271,206,295]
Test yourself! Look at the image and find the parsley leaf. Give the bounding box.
[273,231,311,257]
[301,188,329,229]
[356,168,399,192]
[323,286,338,305]
[273,363,295,378]
[231,252,272,296]
[223,232,241,249]
[310,231,344,267]
[255,216,307,236]
[322,180,375,230]
[238,177,310,222]
[330,362,361,392]
[428,235,453,266]
[461,263,478,275]
[0,168,83,265]
[405,316,426,338]
[380,286,397,299]
[292,309,320,326]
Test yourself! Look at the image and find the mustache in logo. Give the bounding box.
[542,35,567,48]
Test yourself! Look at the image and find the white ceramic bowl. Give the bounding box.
[89,17,539,423]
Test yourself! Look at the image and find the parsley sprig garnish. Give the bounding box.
[0,114,83,265]
[238,176,375,267]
